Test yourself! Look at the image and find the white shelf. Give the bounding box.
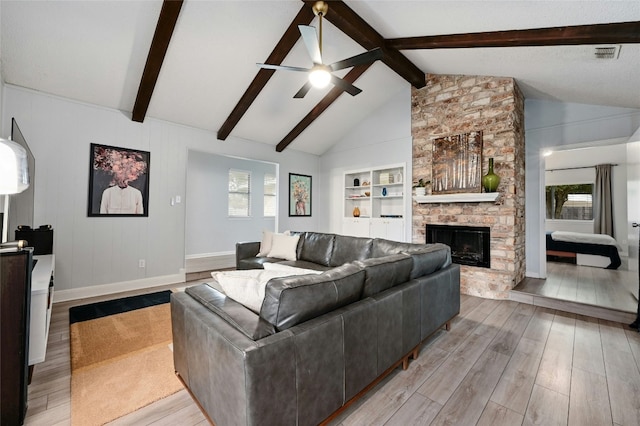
[343,163,407,241]
[414,192,499,203]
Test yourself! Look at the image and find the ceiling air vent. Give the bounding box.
[594,45,621,59]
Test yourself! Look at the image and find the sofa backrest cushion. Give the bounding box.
[403,243,452,279]
[371,238,417,258]
[355,254,413,298]
[298,232,335,266]
[260,263,364,331]
[329,235,373,267]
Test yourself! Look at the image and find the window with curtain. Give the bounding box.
[263,173,276,217]
[545,183,593,220]
[228,169,250,217]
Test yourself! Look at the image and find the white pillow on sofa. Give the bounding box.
[257,229,290,257]
[267,233,300,261]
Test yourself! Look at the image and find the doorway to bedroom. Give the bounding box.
[513,142,638,322]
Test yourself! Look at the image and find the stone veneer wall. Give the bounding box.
[412,74,525,299]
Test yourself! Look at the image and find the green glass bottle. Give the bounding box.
[482,158,500,192]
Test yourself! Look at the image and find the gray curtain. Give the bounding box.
[594,164,614,237]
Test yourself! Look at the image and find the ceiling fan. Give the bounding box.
[257,1,383,98]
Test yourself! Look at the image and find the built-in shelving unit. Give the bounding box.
[343,163,407,241]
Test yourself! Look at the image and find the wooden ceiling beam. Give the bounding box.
[132,0,183,123]
[311,0,425,89]
[276,64,371,152]
[387,21,640,50]
[217,5,315,141]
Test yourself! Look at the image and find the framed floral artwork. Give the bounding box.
[289,173,311,217]
[88,143,150,217]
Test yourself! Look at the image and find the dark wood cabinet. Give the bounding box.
[1,248,33,426]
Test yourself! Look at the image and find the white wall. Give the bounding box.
[525,99,640,277]
[2,85,319,298]
[318,87,413,240]
[185,151,276,255]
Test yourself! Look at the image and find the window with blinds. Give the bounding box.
[229,169,250,217]
[264,173,276,217]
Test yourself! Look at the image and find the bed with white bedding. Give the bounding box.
[545,231,621,269]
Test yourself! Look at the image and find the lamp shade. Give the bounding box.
[0,138,29,194]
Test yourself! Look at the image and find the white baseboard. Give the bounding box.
[53,271,187,303]
[185,251,235,273]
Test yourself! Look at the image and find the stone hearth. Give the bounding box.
[412,74,525,299]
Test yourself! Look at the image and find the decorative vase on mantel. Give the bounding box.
[482,158,500,192]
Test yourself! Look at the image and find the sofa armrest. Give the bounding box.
[171,292,297,426]
[236,241,260,268]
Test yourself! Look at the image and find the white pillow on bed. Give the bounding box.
[267,233,300,261]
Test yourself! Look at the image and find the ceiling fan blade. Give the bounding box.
[298,25,323,64]
[256,63,310,72]
[331,75,362,96]
[330,47,384,72]
[293,82,313,99]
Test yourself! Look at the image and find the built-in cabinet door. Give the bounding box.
[342,218,370,238]
[370,218,404,241]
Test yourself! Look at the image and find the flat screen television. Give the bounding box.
[7,118,35,240]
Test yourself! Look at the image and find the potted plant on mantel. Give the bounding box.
[413,178,431,196]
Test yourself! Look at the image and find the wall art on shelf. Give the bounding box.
[432,131,483,194]
[289,173,312,217]
[88,143,150,217]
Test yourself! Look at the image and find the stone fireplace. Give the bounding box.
[426,224,490,268]
[412,74,526,299]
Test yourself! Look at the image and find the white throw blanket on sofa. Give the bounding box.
[211,263,321,313]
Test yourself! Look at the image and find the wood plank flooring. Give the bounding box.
[24,282,640,426]
[512,261,638,324]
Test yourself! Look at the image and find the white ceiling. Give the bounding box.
[1,1,639,156]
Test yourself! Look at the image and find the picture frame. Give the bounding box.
[289,173,312,217]
[432,131,483,194]
[88,143,150,217]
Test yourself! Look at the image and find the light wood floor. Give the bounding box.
[512,261,638,324]
[24,283,640,426]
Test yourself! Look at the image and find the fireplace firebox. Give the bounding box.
[426,224,490,268]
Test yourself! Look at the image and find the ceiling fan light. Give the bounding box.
[309,68,331,89]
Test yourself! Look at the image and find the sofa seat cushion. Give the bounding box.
[298,232,335,266]
[260,263,365,331]
[237,256,283,270]
[329,235,373,267]
[355,254,413,297]
[403,243,452,279]
[277,260,332,271]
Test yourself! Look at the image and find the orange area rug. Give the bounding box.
[69,291,182,425]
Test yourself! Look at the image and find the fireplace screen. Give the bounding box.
[426,224,490,268]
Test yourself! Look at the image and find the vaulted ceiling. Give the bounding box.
[2,1,639,155]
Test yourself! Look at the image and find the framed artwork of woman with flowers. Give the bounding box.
[88,143,150,217]
[289,173,311,217]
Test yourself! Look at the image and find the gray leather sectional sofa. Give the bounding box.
[171,232,460,426]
